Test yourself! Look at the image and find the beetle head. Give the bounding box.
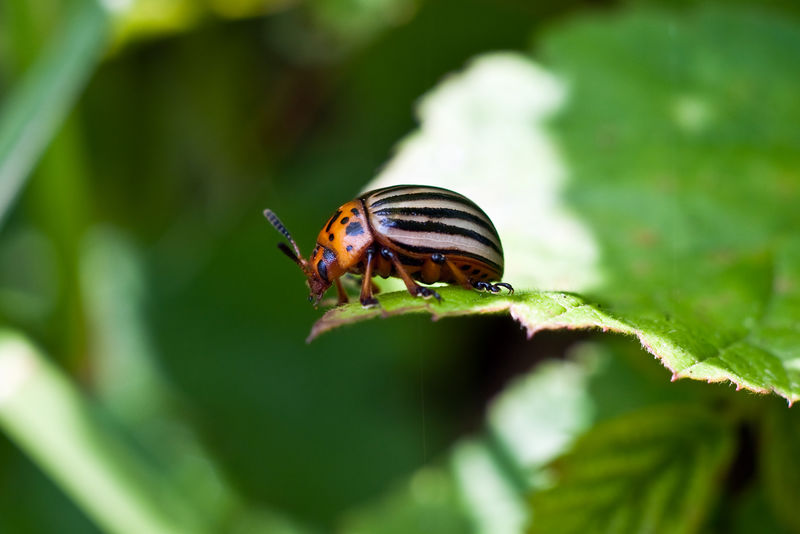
[264,209,333,306]
[307,243,348,306]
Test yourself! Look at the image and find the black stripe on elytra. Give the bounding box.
[345,221,365,236]
[387,239,502,273]
[372,206,495,233]
[360,184,414,200]
[379,218,501,254]
[325,210,342,233]
[369,191,482,211]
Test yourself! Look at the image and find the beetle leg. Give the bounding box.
[444,257,514,295]
[473,281,498,293]
[383,248,441,302]
[444,258,474,291]
[334,278,349,305]
[359,247,379,307]
[472,280,514,294]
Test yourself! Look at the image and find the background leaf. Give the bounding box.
[346,337,735,534]
[338,466,471,534]
[527,405,735,534]
[549,5,800,403]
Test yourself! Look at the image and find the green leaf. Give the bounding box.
[485,339,713,492]
[338,467,471,534]
[450,438,528,534]
[526,405,735,534]
[0,0,109,226]
[310,6,800,402]
[546,5,800,402]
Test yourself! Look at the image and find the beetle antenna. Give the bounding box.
[263,209,304,261]
[277,242,302,266]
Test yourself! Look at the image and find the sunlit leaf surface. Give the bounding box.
[312,7,800,403]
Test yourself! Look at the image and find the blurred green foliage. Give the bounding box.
[528,404,736,533]
[1,0,800,533]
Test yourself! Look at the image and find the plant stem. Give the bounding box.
[0,331,207,534]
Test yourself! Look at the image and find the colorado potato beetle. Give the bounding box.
[264,184,513,307]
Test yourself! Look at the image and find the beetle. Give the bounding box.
[264,184,513,307]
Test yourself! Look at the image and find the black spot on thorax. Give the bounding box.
[322,248,337,263]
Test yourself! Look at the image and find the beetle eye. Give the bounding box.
[308,295,313,302]
[316,259,329,282]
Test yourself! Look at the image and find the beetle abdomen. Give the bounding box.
[361,185,504,280]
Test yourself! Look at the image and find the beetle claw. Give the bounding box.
[360,296,379,307]
[416,286,441,302]
[494,282,514,294]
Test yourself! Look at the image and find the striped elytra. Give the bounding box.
[264,185,513,307]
